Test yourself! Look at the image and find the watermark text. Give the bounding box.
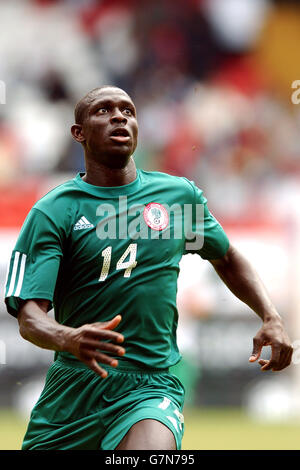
[0,81,6,104]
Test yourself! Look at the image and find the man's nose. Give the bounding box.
[110,109,127,124]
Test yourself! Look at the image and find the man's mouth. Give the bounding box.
[110,128,130,144]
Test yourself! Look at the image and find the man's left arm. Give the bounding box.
[209,244,293,372]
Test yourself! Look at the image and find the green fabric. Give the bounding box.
[5,170,229,369]
[22,359,185,450]
[170,355,201,406]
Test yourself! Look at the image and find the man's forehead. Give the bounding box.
[89,87,133,105]
[74,86,135,123]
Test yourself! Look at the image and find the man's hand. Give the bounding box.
[249,318,293,371]
[210,245,293,372]
[18,301,126,380]
[64,314,125,378]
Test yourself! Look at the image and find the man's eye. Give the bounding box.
[98,108,107,113]
[124,109,132,115]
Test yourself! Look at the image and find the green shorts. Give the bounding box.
[22,357,185,450]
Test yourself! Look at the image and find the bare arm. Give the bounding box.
[209,244,293,371]
[18,299,125,378]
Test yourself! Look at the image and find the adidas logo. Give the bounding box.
[74,216,94,231]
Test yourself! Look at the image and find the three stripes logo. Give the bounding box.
[73,216,94,231]
[5,251,27,298]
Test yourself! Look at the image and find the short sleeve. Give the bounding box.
[184,181,230,259]
[4,208,63,318]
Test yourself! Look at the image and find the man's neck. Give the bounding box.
[82,157,137,187]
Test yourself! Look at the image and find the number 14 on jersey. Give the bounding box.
[99,243,137,281]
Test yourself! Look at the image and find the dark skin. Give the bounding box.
[18,86,293,450]
[71,87,138,185]
[210,245,293,371]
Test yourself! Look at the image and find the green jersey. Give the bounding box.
[5,170,229,369]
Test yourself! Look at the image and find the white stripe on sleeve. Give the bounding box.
[14,253,27,297]
[6,251,20,297]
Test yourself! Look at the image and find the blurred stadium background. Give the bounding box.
[1,0,300,450]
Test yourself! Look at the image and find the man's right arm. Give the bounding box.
[18,299,125,378]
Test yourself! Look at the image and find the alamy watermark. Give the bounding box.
[292,339,300,365]
[88,197,205,251]
[291,80,300,104]
[0,340,6,364]
[0,81,6,104]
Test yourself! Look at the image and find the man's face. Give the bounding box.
[76,87,138,168]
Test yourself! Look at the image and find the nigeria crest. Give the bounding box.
[143,203,169,231]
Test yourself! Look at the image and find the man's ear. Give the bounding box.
[71,124,85,143]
